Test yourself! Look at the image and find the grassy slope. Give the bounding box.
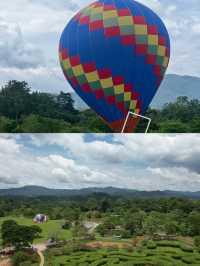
[0,217,72,244]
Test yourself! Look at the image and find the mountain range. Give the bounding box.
[72,74,200,110]
[1,186,200,199]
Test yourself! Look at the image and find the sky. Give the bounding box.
[0,0,200,93]
[1,134,200,191]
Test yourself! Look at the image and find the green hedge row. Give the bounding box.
[50,241,200,266]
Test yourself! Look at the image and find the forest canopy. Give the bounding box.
[1,195,200,239]
[0,80,200,133]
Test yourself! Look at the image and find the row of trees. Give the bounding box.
[0,196,200,219]
[0,81,77,122]
[0,80,200,132]
[145,96,200,133]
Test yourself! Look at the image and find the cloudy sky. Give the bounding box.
[0,134,200,191]
[0,0,200,93]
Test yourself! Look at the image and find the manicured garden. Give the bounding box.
[45,240,200,266]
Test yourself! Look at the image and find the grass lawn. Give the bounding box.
[0,217,72,245]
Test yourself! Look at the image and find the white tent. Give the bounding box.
[33,214,48,223]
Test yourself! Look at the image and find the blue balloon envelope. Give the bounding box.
[59,0,170,132]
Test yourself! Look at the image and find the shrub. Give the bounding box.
[172,254,182,260]
[146,251,154,257]
[194,236,200,248]
[147,240,157,249]
[11,251,30,266]
[156,241,180,248]
[182,256,194,264]
[141,239,148,247]
[181,245,194,253]
[50,248,64,256]
[62,220,72,230]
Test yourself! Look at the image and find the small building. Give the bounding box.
[33,214,48,224]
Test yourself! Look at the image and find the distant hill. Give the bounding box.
[72,74,200,110]
[152,74,200,108]
[1,186,200,199]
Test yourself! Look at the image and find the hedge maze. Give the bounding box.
[50,240,200,266]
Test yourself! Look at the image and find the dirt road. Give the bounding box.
[37,250,44,266]
[0,259,12,266]
[33,244,47,266]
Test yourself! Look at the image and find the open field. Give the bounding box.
[45,240,200,266]
[0,217,72,245]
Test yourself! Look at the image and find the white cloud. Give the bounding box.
[0,135,118,189]
[0,136,21,155]
[147,166,200,191]
[0,134,200,191]
[192,23,200,34]
[1,133,195,191]
[139,0,162,12]
[0,20,44,69]
[29,134,200,174]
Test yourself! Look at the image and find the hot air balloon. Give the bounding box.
[59,0,170,132]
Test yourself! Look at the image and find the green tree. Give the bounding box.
[124,212,145,235]
[96,224,107,237]
[159,120,188,133]
[0,116,16,132]
[143,214,162,237]
[57,92,76,113]
[164,219,179,235]
[85,198,98,211]
[96,218,115,237]
[0,80,31,122]
[17,115,71,133]
[190,118,200,133]
[1,220,18,246]
[194,236,200,249]
[187,212,200,236]
[11,251,30,266]
[1,220,42,249]
[72,223,88,239]
[62,220,72,230]
[99,198,111,213]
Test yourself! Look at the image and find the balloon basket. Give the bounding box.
[121,112,151,134]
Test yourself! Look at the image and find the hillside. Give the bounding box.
[1,186,200,199]
[152,74,200,108]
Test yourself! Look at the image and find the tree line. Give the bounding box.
[1,196,200,239]
[0,80,200,133]
[0,80,110,133]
